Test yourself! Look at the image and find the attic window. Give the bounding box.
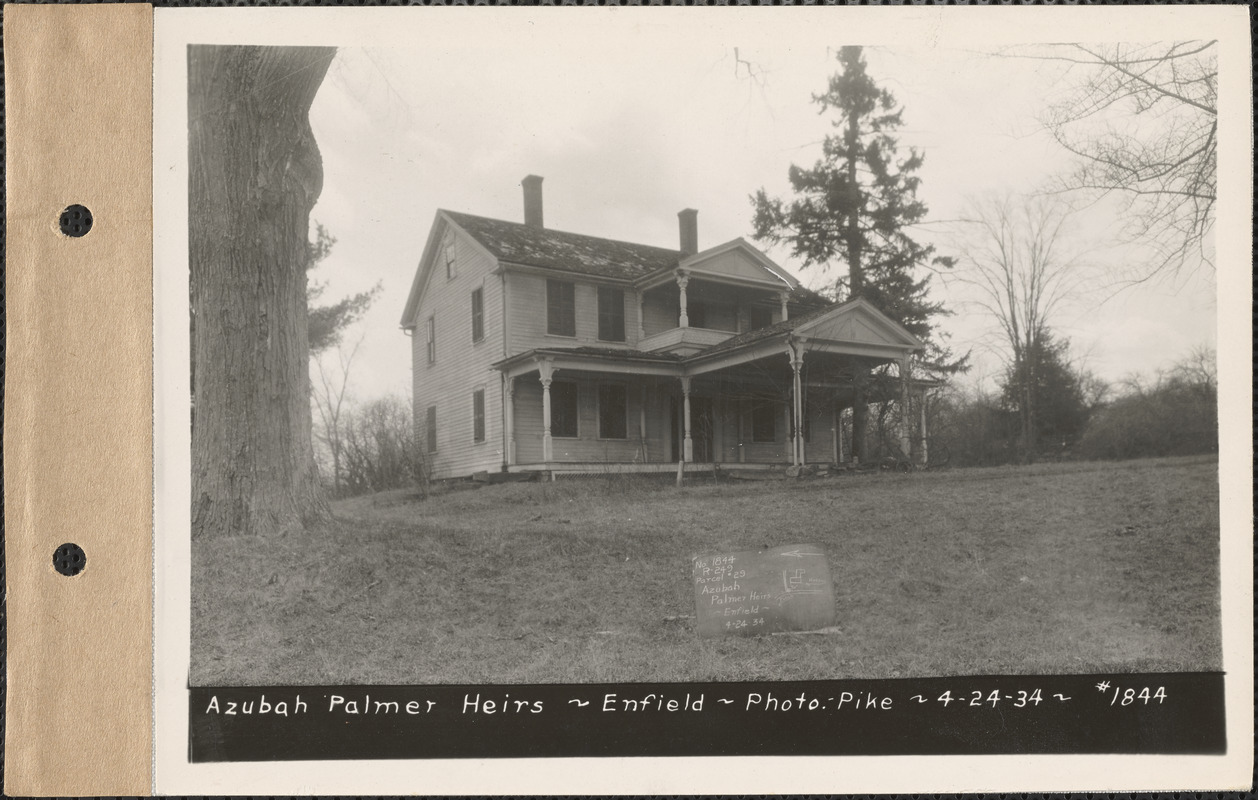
[443,232,456,279]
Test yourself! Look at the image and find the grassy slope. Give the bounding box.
[191,456,1221,686]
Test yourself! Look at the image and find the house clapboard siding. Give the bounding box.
[506,272,641,352]
[411,224,506,477]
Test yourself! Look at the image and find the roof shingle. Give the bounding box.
[444,211,681,280]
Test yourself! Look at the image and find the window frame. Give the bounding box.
[426,315,436,364]
[546,279,577,337]
[597,382,629,440]
[472,389,486,443]
[470,287,484,343]
[597,286,626,342]
[550,379,579,438]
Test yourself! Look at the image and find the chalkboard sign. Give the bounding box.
[691,544,837,637]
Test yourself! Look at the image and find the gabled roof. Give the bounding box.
[679,238,800,290]
[401,209,832,329]
[687,296,924,366]
[444,211,681,280]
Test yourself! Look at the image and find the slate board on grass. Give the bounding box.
[691,543,837,637]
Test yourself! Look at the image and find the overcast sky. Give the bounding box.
[303,27,1218,403]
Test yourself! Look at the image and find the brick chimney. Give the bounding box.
[678,208,698,256]
[522,175,544,228]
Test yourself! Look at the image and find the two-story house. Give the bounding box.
[400,176,928,479]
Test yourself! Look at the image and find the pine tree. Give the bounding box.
[751,46,960,460]
[752,46,948,338]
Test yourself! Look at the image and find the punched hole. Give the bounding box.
[58,204,93,237]
[53,543,87,577]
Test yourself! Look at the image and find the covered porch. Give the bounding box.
[493,297,932,474]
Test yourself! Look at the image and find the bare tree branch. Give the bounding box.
[1003,42,1217,282]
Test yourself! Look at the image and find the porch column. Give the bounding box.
[538,358,555,463]
[919,391,929,466]
[505,377,516,466]
[779,290,790,322]
[680,376,693,462]
[899,356,912,461]
[788,344,804,466]
[677,273,690,328]
[636,290,646,340]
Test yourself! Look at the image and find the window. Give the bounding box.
[687,299,707,328]
[547,280,576,336]
[550,380,578,438]
[597,287,625,342]
[472,390,485,443]
[426,405,437,453]
[598,384,628,439]
[751,402,777,442]
[443,232,456,279]
[426,316,436,364]
[471,288,484,342]
[748,305,773,331]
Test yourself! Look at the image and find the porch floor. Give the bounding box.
[506,461,839,476]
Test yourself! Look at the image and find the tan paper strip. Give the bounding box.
[4,4,154,795]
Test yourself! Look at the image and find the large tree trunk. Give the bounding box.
[190,45,336,538]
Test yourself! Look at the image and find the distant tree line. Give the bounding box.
[924,344,1217,468]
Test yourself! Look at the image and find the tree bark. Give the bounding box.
[190,45,336,538]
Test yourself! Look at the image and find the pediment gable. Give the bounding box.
[795,297,922,349]
[679,238,798,290]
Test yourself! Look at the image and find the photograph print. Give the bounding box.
[169,6,1248,783]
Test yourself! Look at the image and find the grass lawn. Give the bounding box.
[191,455,1221,686]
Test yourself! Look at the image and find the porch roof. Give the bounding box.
[493,297,926,379]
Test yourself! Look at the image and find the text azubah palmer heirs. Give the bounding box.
[202,689,896,717]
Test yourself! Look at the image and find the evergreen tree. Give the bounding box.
[306,223,382,355]
[751,46,949,345]
[1000,330,1090,460]
[751,46,961,460]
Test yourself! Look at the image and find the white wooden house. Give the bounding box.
[400,176,928,479]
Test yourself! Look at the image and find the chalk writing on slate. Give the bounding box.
[691,544,837,637]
